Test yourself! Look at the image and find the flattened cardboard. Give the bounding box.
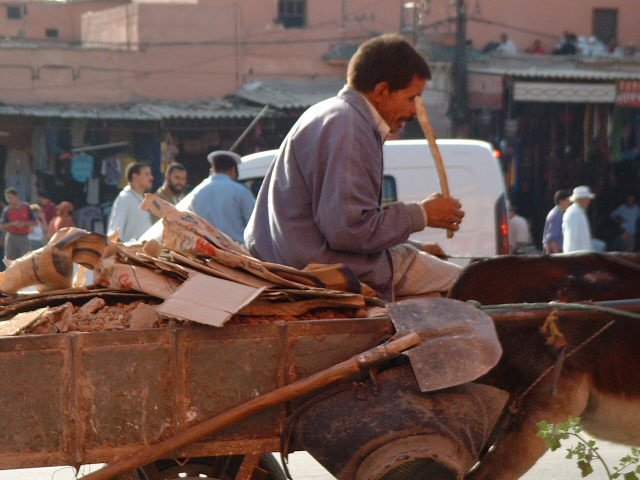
[157,273,263,327]
[170,251,276,289]
[0,307,48,336]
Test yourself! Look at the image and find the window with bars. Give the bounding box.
[593,8,617,44]
[7,5,22,20]
[277,0,306,28]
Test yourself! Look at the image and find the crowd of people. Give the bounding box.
[0,146,261,271]
[4,161,638,273]
[509,186,640,255]
[487,31,640,59]
[0,189,78,267]
[103,150,254,247]
[4,157,638,273]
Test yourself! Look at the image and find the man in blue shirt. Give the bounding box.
[610,194,640,251]
[542,189,571,253]
[187,151,255,245]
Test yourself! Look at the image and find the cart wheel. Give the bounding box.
[134,454,286,480]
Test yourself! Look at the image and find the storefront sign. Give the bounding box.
[616,80,640,107]
[513,82,616,103]
[468,73,503,110]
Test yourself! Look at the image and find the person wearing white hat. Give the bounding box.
[562,185,596,253]
[186,150,255,244]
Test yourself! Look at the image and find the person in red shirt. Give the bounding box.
[1,187,35,262]
[525,39,546,55]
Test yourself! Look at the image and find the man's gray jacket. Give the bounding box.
[244,87,426,299]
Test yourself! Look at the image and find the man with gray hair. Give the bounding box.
[187,150,255,244]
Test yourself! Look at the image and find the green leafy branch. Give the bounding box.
[537,417,640,479]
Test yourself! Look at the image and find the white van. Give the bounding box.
[237,139,510,263]
[140,140,509,262]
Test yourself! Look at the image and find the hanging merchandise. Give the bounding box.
[71,153,94,183]
[86,177,100,206]
[610,109,626,162]
[5,148,33,201]
[73,205,105,234]
[160,133,179,174]
[70,120,88,149]
[31,129,48,172]
[100,155,122,187]
[583,105,592,164]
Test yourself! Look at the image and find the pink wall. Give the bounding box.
[0,0,125,41]
[82,5,138,49]
[0,0,639,105]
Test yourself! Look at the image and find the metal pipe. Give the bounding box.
[483,299,640,323]
[229,104,269,152]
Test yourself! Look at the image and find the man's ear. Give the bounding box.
[371,81,391,100]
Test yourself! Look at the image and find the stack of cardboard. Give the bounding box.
[0,194,382,335]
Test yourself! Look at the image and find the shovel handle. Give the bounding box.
[81,332,421,480]
[414,97,454,239]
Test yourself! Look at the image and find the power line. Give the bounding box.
[74,33,375,49]
[467,16,558,40]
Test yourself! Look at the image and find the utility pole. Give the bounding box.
[453,0,469,136]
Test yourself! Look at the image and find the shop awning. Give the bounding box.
[469,55,640,82]
[0,99,264,120]
[235,78,344,109]
[513,82,616,103]
[616,80,640,107]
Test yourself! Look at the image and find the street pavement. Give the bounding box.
[0,438,631,479]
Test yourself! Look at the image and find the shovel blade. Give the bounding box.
[388,297,502,392]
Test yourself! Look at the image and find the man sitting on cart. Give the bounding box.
[244,34,464,301]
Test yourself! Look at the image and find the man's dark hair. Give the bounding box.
[165,162,186,177]
[4,187,18,198]
[36,190,50,199]
[347,34,431,93]
[126,162,150,183]
[211,153,238,173]
[554,189,571,204]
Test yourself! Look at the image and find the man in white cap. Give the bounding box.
[562,185,596,253]
[186,150,255,244]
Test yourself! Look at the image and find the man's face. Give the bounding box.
[133,167,154,192]
[5,193,18,207]
[167,169,187,194]
[577,198,592,209]
[558,198,571,211]
[370,75,426,133]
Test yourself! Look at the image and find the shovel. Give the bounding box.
[81,297,501,480]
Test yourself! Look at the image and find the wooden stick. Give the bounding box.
[80,332,421,480]
[414,97,454,239]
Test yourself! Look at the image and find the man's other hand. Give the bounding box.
[420,193,464,230]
